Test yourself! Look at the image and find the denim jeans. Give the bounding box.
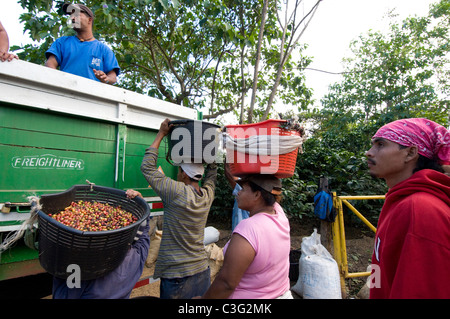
[160,267,211,299]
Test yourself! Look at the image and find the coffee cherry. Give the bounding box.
[50,201,137,231]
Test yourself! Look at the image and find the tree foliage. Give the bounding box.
[14,0,316,123]
[318,2,450,136]
[285,0,450,222]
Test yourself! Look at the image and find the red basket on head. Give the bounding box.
[225,119,300,178]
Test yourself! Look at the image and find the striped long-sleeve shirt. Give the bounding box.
[140,147,217,279]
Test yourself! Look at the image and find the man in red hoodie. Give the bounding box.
[366,118,450,299]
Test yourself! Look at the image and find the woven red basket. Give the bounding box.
[225,119,300,178]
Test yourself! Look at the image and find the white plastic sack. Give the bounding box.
[225,134,303,156]
[204,226,220,245]
[291,229,342,299]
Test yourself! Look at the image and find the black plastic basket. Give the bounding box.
[37,184,150,280]
[167,119,221,164]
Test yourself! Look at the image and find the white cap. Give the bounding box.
[180,163,204,181]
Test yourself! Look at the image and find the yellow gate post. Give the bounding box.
[331,193,384,297]
[331,192,347,298]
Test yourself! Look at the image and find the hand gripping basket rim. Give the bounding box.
[37,184,150,280]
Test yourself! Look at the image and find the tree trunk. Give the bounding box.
[262,0,321,120]
[248,0,269,124]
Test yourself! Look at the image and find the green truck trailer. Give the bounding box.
[0,59,198,281]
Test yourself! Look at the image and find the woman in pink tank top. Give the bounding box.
[200,174,292,299]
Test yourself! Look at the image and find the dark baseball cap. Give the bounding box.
[62,3,94,18]
[238,174,282,195]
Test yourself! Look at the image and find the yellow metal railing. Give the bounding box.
[331,193,385,296]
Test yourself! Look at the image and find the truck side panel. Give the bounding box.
[0,104,116,203]
[0,60,197,281]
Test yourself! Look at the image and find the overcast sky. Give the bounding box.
[1,0,437,112]
[300,0,435,103]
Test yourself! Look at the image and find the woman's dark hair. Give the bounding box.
[398,145,444,173]
[247,181,282,206]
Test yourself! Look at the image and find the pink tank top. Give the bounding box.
[223,202,291,299]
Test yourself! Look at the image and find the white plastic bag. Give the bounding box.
[204,226,220,245]
[291,229,342,299]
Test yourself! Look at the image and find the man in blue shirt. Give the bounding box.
[45,3,120,84]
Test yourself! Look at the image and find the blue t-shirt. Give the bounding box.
[232,183,250,231]
[46,36,120,82]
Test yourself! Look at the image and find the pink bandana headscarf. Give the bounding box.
[373,118,450,165]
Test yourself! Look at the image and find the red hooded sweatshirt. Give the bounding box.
[370,169,450,299]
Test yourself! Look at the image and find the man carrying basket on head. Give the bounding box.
[140,118,217,299]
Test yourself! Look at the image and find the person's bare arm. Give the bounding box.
[224,163,237,188]
[150,118,172,149]
[45,54,59,69]
[201,233,255,299]
[0,21,18,62]
[93,69,117,84]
